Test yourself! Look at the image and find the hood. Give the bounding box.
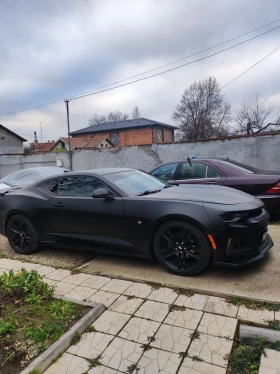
[144,184,257,205]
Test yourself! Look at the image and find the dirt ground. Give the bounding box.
[0,235,93,269]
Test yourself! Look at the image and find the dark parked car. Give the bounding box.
[0,167,70,191]
[0,168,273,276]
[150,158,280,213]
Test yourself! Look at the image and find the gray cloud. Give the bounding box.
[0,0,280,142]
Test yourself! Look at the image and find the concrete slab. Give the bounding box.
[81,225,280,303]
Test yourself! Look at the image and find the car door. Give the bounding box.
[149,162,179,183]
[174,161,226,185]
[46,175,126,250]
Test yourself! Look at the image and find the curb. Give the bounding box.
[20,302,105,374]
[240,324,280,344]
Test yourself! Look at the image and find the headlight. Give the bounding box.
[221,212,249,223]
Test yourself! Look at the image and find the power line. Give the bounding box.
[66,18,280,100]
[0,19,280,117]
[221,45,280,89]
[164,44,280,128]
[69,25,280,101]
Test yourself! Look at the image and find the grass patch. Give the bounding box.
[70,332,81,345]
[226,297,280,312]
[189,330,200,341]
[227,337,267,374]
[85,326,97,333]
[87,355,102,369]
[173,287,195,297]
[266,320,280,331]
[168,304,186,312]
[127,363,140,373]
[145,281,161,290]
[0,269,88,374]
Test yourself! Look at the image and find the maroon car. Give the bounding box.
[150,158,280,213]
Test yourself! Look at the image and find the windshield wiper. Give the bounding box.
[137,189,161,196]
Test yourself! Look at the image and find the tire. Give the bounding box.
[7,214,40,254]
[153,220,211,276]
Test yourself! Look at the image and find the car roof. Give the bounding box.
[54,168,137,177]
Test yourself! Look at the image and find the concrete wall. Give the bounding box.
[0,133,279,178]
[0,127,24,154]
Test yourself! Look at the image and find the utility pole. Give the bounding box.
[64,100,73,171]
[39,122,42,142]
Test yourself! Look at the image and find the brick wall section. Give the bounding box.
[72,128,173,146]
[120,128,153,146]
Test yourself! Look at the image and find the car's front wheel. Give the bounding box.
[153,220,211,276]
[7,214,40,254]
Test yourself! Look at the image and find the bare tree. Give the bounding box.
[88,111,129,126]
[234,92,280,134]
[131,106,141,119]
[172,77,231,140]
[24,142,35,153]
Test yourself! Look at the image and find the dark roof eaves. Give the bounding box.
[70,118,178,135]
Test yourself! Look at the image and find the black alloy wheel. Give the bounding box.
[153,220,211,276]
[7,214,39,254]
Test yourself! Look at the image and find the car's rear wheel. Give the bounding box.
[7,214,39,254]
[153,220,211,276]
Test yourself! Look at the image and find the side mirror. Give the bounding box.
[92,188,113,199]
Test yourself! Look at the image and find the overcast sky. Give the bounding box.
[0,0,280,143]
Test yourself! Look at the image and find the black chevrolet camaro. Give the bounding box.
[0,168,273,276]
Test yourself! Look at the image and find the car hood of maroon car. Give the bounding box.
[143,184,259,205]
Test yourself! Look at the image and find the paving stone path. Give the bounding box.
[1,258,279,374]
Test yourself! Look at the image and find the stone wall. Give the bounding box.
[0,132,279,178]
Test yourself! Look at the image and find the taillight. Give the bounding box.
[266,182,280,194]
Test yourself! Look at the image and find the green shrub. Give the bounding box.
[0,269,53,302]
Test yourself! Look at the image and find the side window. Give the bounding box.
[41,179,58,193]
[57,177,108,196]
[178,162,207,180]
[156,128,164,142]
[110,132,120,146]
[207,166,220,178]
[150,163,177,182]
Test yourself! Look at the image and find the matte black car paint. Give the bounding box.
[0,168,273,269]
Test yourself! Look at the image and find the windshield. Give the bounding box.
[105,170,166,196]
[219,160,263,174]
[1,167,68,187]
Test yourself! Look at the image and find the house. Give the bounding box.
[70,118,177,147]
[51,137,113,152]
[33,132,56,153]
[0,124,27,154]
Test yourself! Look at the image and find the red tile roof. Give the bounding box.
[56,137,113,149]
[36,142,56,152]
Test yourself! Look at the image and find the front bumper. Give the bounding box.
[205,204,274,267]
[214,234,273,267]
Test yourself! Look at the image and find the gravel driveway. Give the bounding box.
[0,235,94,269]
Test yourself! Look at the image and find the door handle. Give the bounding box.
[52,202,65,207]
[206,181,216,185]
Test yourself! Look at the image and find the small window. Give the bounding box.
[166,131,173,143]
[156,129,164,142]
[110,132,120,146]
[57,177,109,196]
[1,137,5,140]
[41,179,58,193]
[207,167,220,178]
[150,163,178,182]
[178,162,207,180]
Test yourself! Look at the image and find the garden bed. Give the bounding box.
[0,269,89,374]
